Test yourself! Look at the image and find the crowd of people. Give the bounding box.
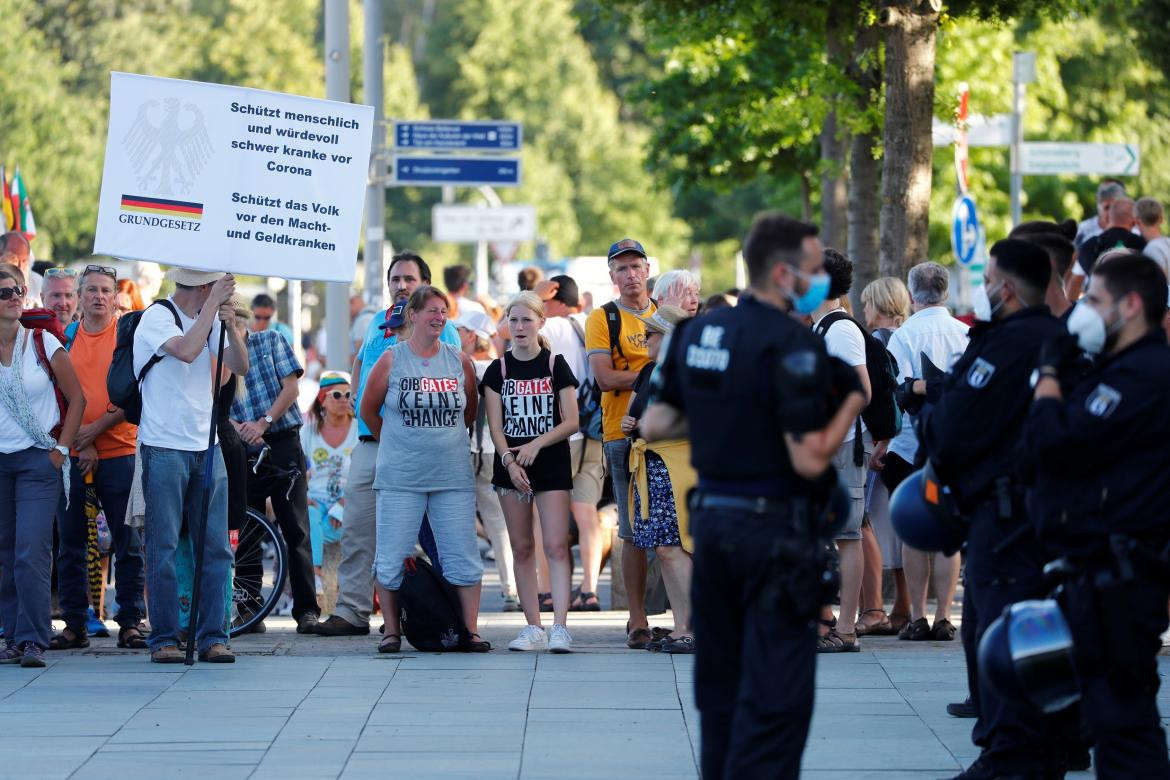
[1,174,1170,777]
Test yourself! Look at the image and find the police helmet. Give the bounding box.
[977,599,1080,714]
[889,464,966,555]
[821,480,851,538]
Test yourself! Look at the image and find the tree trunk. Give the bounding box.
[847,22,883,313]
[819,4,852,252]
[878,0,939,279]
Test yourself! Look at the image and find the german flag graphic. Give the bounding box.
[120,194,203,219]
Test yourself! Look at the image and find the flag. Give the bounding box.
[10,167,35,239]
[0,166,12,232]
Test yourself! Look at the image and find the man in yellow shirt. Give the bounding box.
[585,238,657,648]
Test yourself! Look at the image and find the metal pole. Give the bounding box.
[1009,77,1023,227]
[1009,52,1034,228]
[363,0,385,311]
[325,0,352,370]
[475,186,502,297]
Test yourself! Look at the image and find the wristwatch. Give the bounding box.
[263,414,274,425]
[1029,367,1059,389]
[54,444,70,457]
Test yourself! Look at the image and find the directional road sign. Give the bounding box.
[390,156,522,188]
[393,121,522,152]
[432,205,537,243]
[952,195,980,266]
[1020,142,1140,176]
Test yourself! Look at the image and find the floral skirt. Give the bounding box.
[631,452,681,549]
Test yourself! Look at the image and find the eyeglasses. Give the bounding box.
[327,390,352,400]
[0,286,26,301]
[44,267,78,279]
[84,264,117,280]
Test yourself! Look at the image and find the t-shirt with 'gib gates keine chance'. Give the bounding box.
[480,348,578,494]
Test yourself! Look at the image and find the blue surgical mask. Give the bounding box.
[789,270,831,314]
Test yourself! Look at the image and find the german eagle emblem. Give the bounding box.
[123,98,213,196]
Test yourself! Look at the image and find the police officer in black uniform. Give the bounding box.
[918,239,1069,780]
[641,213,865,780]
[1022,254,1170,778]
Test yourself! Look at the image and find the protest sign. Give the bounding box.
[94,72,374,283]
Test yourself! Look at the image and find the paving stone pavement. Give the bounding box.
[3,608,1156,778]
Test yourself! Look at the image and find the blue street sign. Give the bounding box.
[394,121,522,151]
[390,156,522,188]
[951,195,980,266]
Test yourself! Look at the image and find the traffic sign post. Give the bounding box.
[391,156,522,187]
[1020,142,1140,176]
[394,120,522,152]
[432,204,537,243]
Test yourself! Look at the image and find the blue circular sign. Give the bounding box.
[951,195,980,266]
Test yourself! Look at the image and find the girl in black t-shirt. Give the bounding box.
[481,292,579,652]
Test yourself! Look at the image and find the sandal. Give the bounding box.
[570,589,602,612]
[931,619,957,641]
[467,633,491,653]
[627,627,654,650]
[48,628,89,650]
[888,612,911,634]
[834,630,861,653]
[538,593,554,613]
[855,609,894,636]
[816,630,844,652]
[378,633,401,654]
[898,617,931,641]
[661,636,695,654]
[117,625,148,649]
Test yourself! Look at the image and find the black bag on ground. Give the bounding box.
[398,556,472,652]
[107,300,181,425]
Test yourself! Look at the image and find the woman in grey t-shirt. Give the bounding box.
[359,286,485,653]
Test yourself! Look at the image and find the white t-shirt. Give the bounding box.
[1143,236,1170,279]
[470,359,496,455]
[815,309,867,442]
[886,306,970,463]
[0,330,63,453]
[540,313,588,442]
[300,419,358,501]
[133,299,227,451]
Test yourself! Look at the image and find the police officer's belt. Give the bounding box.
[690,492,794,515]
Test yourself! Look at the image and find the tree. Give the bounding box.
[878,0,940,278]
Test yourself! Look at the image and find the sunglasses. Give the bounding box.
[253,314,272,322]
[84,264,117,280]
[326,390,352,400]
[0,286,26,301]
[45,267,78,279]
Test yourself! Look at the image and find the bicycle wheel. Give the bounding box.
[230,508,288,637]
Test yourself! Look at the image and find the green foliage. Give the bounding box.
[931,14,1170,259]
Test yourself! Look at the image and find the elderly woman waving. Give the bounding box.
[0,266,86,667]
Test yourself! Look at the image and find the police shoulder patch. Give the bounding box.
[1085,383,1122,419]
[966,357,996,389]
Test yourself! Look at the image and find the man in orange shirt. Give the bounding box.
[49,264,147,650]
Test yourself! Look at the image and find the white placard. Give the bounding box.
[94,72,374,283]
[432,205,536,243]
[1020,142,1140,176]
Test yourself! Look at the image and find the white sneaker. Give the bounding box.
[508,625,547,652]
[548,624,573,654]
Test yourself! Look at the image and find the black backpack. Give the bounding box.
[814,311,902,442]
[107,300,182,426]
[567,316,603,440]
[398,556,472,652]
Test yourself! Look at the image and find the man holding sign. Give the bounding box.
[135,268,247,663]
